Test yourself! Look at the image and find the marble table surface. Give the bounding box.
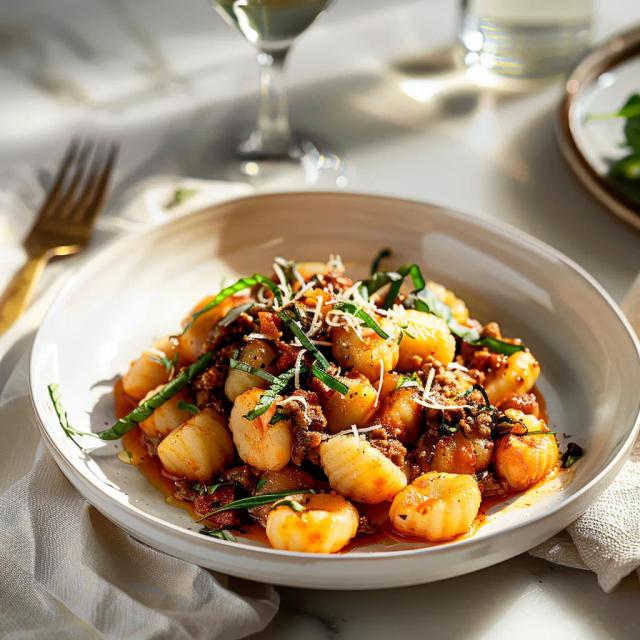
[2,0,640,637]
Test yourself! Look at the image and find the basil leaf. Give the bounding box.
[562,442,584,468]
[245,367,298,420]
[219,301,255,327]
[229,357,276,383]
[97,352,213,440]
[177,400,199,415]
[196,489,316,522]
[333,302,389,339]
[311,363,349,394]
[200,527,236,541]
[370,248,391,275]
[184,275,282,331]
[277,310,330,370]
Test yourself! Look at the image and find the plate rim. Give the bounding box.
[556,25,640,232]
[29,190,640,562]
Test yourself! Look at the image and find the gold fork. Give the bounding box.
[0,140,118,335]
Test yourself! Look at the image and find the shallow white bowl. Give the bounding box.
[30,192,640,589]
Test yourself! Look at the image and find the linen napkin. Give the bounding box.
[530,273,640,592]
[0,173,277,640]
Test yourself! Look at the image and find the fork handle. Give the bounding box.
[0,254,50,336]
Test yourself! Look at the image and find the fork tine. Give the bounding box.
[40,139,81,219]
[69,143,118,225]
[51,140,95,221]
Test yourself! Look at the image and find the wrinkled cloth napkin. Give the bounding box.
[530,275,640,592]
[0,173,281,640]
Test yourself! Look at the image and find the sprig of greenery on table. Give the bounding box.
[591,93,640,207]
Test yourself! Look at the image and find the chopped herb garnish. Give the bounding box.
[269,410,290,425]
[245,367,298,421]
[149,352,179,374]
[333,302,389,339]
[219,301,255,327]
[196,489,316,522]
[395,372,421,390]
[255,478,267,491]
[406,290,525,355]
[370,248,392,275]
[590,93,640,206]
[562,442,584,468]
[472,384,491,409]
[95,352,214,440]
[165,187,197,209]
[199,527,236,541]
[277,310,330,370]
[177,400,199,414]
[185,275,282,332]
[229,357,276,383]
[47,383,88,449]
[270,498,305,512]
[310,363,349,394]
[192,481,230,496]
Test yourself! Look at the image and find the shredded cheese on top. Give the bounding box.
[294,349,307,389]
[374,359,385,408]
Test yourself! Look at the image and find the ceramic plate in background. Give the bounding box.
[29,192,640,589]
[557,25,640,231]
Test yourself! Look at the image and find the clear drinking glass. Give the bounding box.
[460,0,595,79]
[212,0,335,175]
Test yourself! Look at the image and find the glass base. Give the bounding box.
[235,134,346,187]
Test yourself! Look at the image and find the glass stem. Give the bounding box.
[247,49,293,157]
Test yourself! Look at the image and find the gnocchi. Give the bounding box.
[395,309,455,371]
[319,434,407,504]
[157,408,234,482]
[266,493,359,553]
[390,472,481,542]
[229,388,293,471]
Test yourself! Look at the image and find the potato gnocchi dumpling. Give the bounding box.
[229,388,293,471]
[331,316,399,381]
[395,308,455,370]
[112,253,570,554]
[319,434,407,504]
[390,472,482,542]
[122,337,177,401]
[494,410,559,491]
[266,493,359,553]
[484,350,540,406]
[157,408,234,482]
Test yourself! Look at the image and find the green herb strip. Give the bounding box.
[185,275,282,332]
[370,248,392,275]
[333,302,389,339]
[47,384,89,448]
[310,364,349,394]
[229,357,276,383]
[96,352,214,441]
[277,310,330,370]
[562,442,584,468]
[219,301,255,327]
[408,290,525,356]
[200,527,236,541]
[177,400,199,415]
[380,264,427,309]
[196,489,316,522]
[245,367,298,421]
[192,481,231,496]
[270,498,305,513]
[472,384,491,409]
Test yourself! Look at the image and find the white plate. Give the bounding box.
[557,26,640,231]
[30,192,640,589]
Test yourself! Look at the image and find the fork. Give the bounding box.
[0,140,118,336]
